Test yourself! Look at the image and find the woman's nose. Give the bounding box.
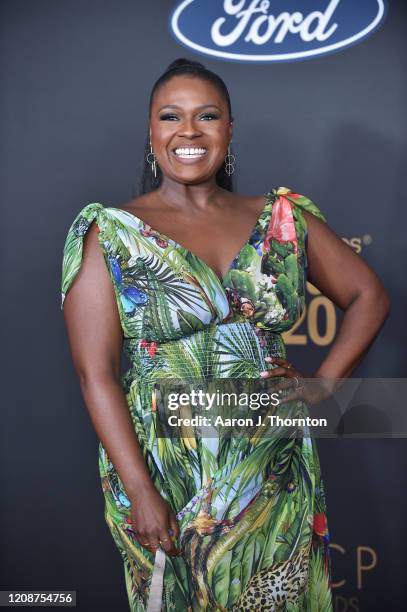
[178,118,202,138]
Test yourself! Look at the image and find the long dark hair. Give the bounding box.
[137,58,235,196]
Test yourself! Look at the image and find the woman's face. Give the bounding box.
[149,75,233,185]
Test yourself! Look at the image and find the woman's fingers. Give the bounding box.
[260,358,304,395]
[134,528,182,557]
[130,493,184,558]
[158,528,182,557]
[261,357,297,378]
[258,357,336,411]
[168,513,183,556]
[169,512,180,540]
[132,520,156,552]
[134,532,153,552]
[165,512,182,556]
[257,357,310,408]
[260,366,287,377]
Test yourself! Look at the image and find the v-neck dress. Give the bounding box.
[60,186,333,611]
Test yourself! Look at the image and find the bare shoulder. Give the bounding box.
[302,209,341,241]
[302,208,330,227]
[301,209,347,255]
[226,190,269,214]
[115,193,153,216]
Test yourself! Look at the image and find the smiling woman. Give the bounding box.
[61,57,389,611]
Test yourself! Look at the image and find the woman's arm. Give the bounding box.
[303,210,391,378]
[62,220,181,555]
[63,221,155,497]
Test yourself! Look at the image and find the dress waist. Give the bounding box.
[122,321,286,384]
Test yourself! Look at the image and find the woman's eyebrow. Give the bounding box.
[157,104,222,112]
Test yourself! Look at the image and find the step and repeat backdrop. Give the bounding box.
[1,1,406,611]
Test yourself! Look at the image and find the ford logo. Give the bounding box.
[169,0,388,63]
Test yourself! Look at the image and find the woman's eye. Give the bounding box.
[159,113,178,121]
[159,113,219,121]
[200,113,219,120]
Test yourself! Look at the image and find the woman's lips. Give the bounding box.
[171,148,208,163]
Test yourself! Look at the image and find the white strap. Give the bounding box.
[146,547,166,612]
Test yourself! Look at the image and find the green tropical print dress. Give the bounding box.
[61,186,334,611]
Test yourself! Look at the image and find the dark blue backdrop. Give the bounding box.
[1,1,405,610]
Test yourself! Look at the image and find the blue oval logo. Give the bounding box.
[169,0,388,63]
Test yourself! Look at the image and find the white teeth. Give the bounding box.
[174,147,207,157]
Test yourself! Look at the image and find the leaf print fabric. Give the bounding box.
[61,186,333,611]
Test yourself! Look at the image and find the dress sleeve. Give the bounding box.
[273,186,328,291]
[278,186,327,222]
[60,202,113,311]
[274,186,327,251]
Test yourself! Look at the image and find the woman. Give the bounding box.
[61,58,390,611]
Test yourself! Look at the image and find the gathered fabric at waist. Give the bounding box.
[121,321,286,386]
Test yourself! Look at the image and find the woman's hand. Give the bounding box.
[130,485,182,558]
[259,357,335,406]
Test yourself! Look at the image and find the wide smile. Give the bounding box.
[171,146,208,164]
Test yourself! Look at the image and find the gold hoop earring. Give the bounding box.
[146,140,157,178]
[224,143,235,176]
